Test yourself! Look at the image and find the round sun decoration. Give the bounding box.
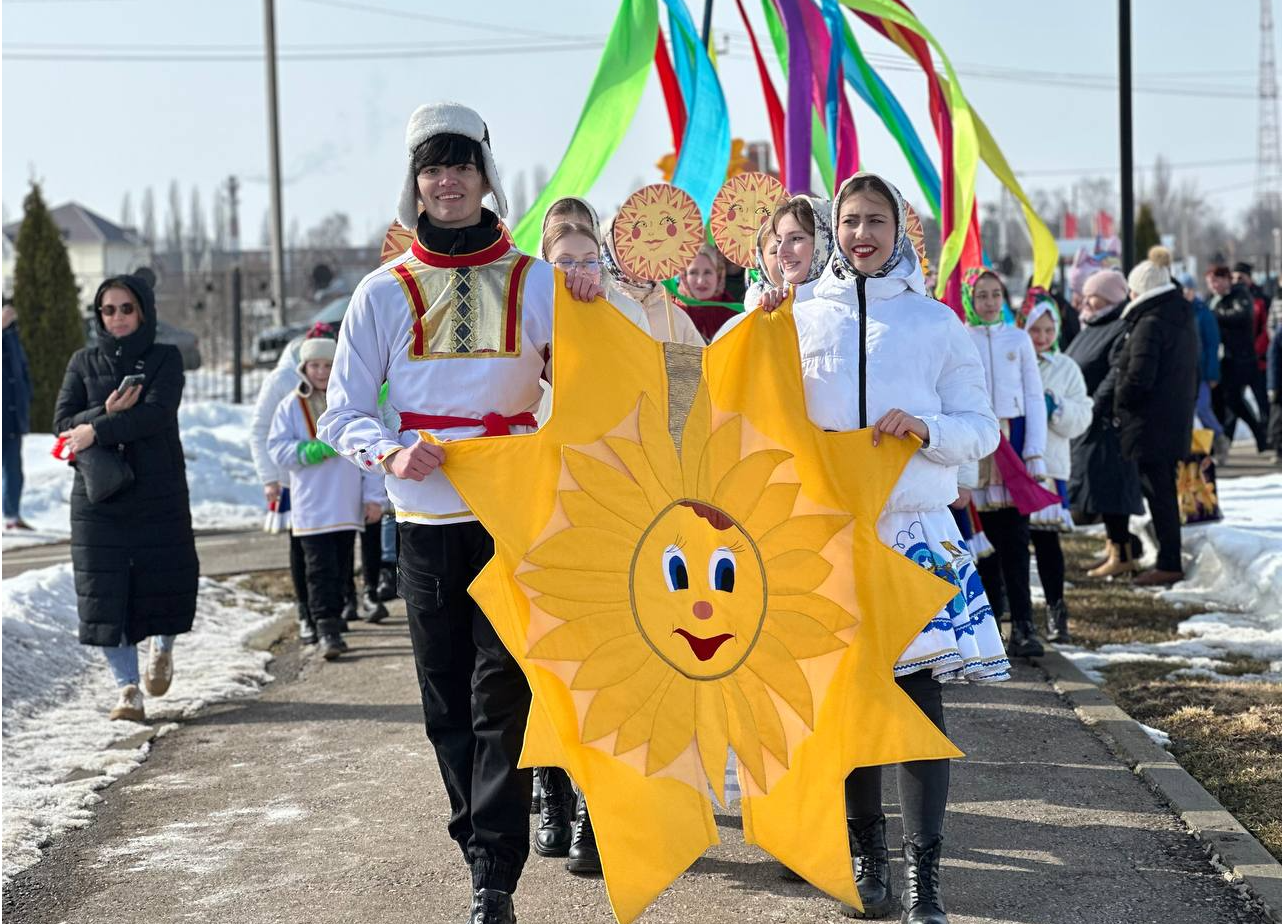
[709,173,788,268]
[612,184,705,282]
[518,385,855,803]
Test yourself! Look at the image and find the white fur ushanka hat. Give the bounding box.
[397,102,508,230]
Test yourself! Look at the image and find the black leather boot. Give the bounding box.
[566,792,601,875]
[468,888,516,924]
[900,836,948,924]
[1005,620,1044,658]
[375,564,398,601]
[534,767,574,857]
[1045,600,1071,644]
[839,815,895,919]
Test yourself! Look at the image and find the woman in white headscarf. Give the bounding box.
[792,172,1006,924]
[600,211,705,347]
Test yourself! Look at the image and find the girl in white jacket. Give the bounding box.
[268,336,386,660]
[1020,294,1092,643]
[961,266,1048,659]
[793,172,1005,923]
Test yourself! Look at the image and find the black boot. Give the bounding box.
[839,815,895,919]
[566,792,601,875]
[1005,620,1044,658]
[375,564,398,601]
[340,598,356,630]
[297,603,317,645]
[534,767,574,858]
[468,888,516,924]
[900,836,948,924]
[1044,600,1071,644]
[530,772,542,814]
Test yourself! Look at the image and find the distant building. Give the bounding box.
[2,202,149,301]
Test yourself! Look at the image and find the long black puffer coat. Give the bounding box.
[1064,301,1144,518]
[1113,283,1199,465]
[53,275,199,646]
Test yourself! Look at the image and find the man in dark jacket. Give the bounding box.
[1268,299,1282,463]
[1178,273,1228,462]
[1234,261,1272,425]
[3,298,33,530]
[1116,253,1199,586]
[1209,265,1268,451]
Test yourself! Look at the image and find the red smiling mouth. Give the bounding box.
[673,629,734,661]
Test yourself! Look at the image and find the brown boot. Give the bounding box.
[1087,542,1141,579]
[1134,568,1183,586]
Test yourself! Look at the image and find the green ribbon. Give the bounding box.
[510,0,659,253]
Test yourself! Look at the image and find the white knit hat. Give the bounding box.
[1127,245,1174,298]
[299,336,336,365]
[397,102,508,230]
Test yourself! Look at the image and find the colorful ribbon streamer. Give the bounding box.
[662,0,732,216]
[734,0,787,179]
[511,0,659,253]
[655,29,688,154]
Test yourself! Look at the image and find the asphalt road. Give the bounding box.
[1,601,1267,924]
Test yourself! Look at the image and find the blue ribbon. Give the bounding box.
[661,0,731,218]
[822,0,844,166]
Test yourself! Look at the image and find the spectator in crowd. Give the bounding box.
[1066,268,1145,576]
[3,298,33,530]
[1177,272,1229,463]
[1114,247,1198,586]
[675,243,737,342]
[1234,261,1272,425]
[1208,265,1268,452]
[54,274,199,722]
[1269,298,1282,463]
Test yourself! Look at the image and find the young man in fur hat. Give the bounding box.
[319,102,600,924]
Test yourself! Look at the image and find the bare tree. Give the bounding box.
[305,212,351,250]
[120,192,134,230]
[212,188,227,255]
[140,187,157,252]
[188,186,208,264]
[165,180,184,263]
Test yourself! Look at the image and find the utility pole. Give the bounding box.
[700,0,715,49]
[1118,0,1135,269]
[263,0,287,327]
[227,176,245,405]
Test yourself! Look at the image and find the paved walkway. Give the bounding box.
[2,600,1267,924]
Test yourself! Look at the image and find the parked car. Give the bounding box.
[252,293,351,367]
[82,314,202,370]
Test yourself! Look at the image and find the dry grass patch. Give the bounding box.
[1101,660,1282,860]
[236,569,298,603]
[1061,533,1203,647]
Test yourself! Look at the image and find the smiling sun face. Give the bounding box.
[612,184,705,282]
[518,385,854,801]
[710,172,788,268]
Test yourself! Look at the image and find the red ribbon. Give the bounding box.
[398,412,538,438]
[654,29,687,156]
[992,435,1062,516]
[52,435,75,462]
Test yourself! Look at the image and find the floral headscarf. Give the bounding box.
[961,266,1005,327]
[1019,288,1062,354]
[830,172,910,279]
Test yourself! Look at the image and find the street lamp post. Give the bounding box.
[1119,0,1135,269]
[263,0,287,327]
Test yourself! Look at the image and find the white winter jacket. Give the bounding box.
[1038,351,1092,480]
[250,338,306,486]
[793,246,1000,513]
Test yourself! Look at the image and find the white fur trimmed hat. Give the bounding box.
[397,102,508,230]
[299,336,337,365]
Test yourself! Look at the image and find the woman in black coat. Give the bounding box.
[54,274,199,722]
[1114,250,1200,585]
[1065,269,1145,578]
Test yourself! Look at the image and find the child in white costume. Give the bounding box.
[792,172,1007,924]
[959,266,1049,659]
[1020,293,1091,643]
[268,335,386,659]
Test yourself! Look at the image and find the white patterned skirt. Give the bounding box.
[878,507,1011,683]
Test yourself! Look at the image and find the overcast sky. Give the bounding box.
[3,0,1277,247]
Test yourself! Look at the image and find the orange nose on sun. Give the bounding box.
[692,600,713,620]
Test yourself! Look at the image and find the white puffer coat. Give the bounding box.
[1038,351,1092,480]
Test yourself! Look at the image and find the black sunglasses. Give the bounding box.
[99,303,136,317]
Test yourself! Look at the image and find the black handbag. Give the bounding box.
[75,443,135,504]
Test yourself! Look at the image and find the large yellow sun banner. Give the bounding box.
[431,285,961,923]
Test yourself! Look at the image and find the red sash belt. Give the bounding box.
[398,411,537,437]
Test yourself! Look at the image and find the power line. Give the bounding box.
[3,40,607,62]
[295,0,588,41]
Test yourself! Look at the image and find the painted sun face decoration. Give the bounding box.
[612,184,704,282]
[709,173,788,268]
[518,385,855,802]
[904,202,928,271]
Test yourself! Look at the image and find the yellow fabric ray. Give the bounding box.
[606,435,676,514]
[742,481,801,538]
[734,670,790,768]
[722,674,767,792]
[528,610,636,661]
[696,414,743,499]
[764,548,833,595]
[518,567,629,604]
[572,635,655,691]
[582,656,672,744]
[763,610,848,659]
[559,488,639,536]
[711,448,792,522]
[645,677,697,775]
[758,514,851,560]
[526,527,636,573]
[746,632,816,726]
[695,683,731,804]
[565,448,657,528]
[637,396,684,498]
[680,385,712,495]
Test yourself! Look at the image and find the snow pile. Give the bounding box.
[1,565,290,883]
[4,401,264,550]
[1061,472,1282,684]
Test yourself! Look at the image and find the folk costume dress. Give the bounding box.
[793,178,1008,684]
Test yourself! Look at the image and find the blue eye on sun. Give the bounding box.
[663,547,689,592]
[710,549,736,593]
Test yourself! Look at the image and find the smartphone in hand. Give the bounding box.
[118,373,146,390]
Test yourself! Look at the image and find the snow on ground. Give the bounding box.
[3,401,264,551]
[1059,472,1283,685]
[1,564,290,884]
